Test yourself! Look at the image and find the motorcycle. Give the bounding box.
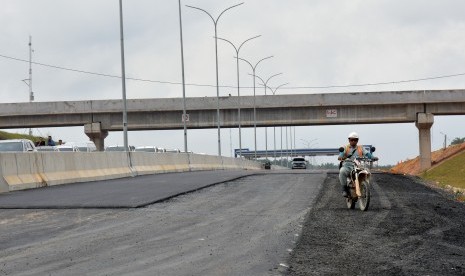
[338,147,376,211]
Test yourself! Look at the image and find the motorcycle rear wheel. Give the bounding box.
[358,180,370,211]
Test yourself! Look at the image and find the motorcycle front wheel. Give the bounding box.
[358,180,370,211]
[346,197,356,209]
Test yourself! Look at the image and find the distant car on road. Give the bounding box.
[165,149,181,153]
[36,146,58,152]
[291,157,307,169]
[0,139,37,152]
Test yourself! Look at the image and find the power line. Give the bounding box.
[1,53,465,90]
[283,72,465,89]
[0,53,224,88]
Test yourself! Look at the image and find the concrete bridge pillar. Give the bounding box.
[415,113,434,172]
[84,123,108,151]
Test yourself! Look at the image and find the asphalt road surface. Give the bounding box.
[0,170,257,208]
[0,171,325,275]
[1,171,464,275]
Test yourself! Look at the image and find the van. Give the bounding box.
[0,139,37,152]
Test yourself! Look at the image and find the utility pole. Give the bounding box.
[22,36,34,136]
[440,131,447,149]
[28,36,33,135]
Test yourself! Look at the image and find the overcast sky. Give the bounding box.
[1,0,465,165]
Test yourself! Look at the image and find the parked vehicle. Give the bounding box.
[156,147,166,153]
[56,145,80,152]
[339,147,376,211]
[0,139,37,152]
[165,148,181,153]
[65,141,97,152]
[105,145,135,152]
[134,146,157,153]
[291,157,307,169]
[263,160,271,170]
[36,146,58,152]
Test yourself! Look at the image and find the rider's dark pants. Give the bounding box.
[339,165,352,192]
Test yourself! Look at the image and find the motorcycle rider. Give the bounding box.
[338,132,378,197]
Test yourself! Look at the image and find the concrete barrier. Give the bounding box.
[221,156,239,170]
[131,152,190,175]
[0,152,262,193]
[188,154,223,171]
[0,153,45,192]
[0,152,132,193]
[40,152,132,186]
[239,159,262,170]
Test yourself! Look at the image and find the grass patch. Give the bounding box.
[0,130,43,143]
[421,150,465,189]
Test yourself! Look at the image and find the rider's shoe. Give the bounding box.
[341,186,350,197]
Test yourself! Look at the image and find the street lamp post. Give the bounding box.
[237,56,273,159]
[300,138,318,148]
[268,83,289,162]
[186,2,244,156]
[216,35,261,158]
[178,0,188,153]
[253,73,282,159]
[280,126,283,166]
[285,126,289,166]
[301,139,318,167]
[118,0,129,152]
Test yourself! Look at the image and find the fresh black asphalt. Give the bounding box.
[0,170,256,209]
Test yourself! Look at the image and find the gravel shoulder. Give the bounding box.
[287,172,465,276]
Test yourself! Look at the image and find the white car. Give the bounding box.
[36,146,59,152]
[105,145,135,152]
[291,157,307,169]
[134,146,157,153]
[0,139,37,152]
[55,145,80,152]
[65,141,97,152]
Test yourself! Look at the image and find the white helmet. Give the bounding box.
[348,132,359,139]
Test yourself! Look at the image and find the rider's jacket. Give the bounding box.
[339,144,374,168]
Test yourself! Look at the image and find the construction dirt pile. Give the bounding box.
[390,143,465,175]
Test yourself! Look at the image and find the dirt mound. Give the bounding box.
[390,143,465,175]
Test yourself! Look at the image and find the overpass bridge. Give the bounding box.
[1,89,465,170]
[236,145,374,159]
[236,148,341,159]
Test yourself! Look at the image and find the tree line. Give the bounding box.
[451,137,465,145]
